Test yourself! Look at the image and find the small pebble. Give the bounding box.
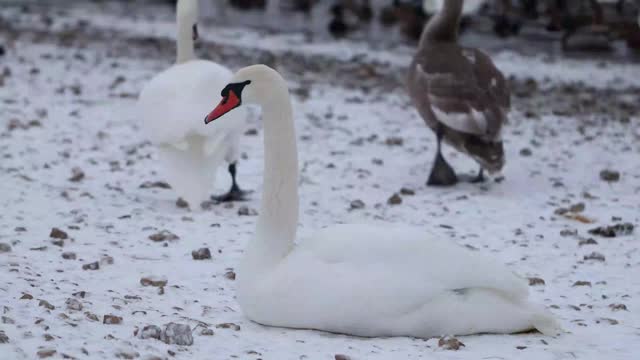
[192,248,212,260]
[528,277,545,286]
[0,243,11,253]
[82,262,99,270]
[148,230,179,242]
[216,323,240,331]
[49,227,68,239]
[161,323,193,346]
[584,252,606,262]
[400,187,415,196]
[438,336,465,350]
[37,349,56,358]
[103,315,122,325]
[609,303,628,311]
[176,198,189,208]
[66,298,83,311]
[349,199,365,210]
[137,325,162,340]
[69,167,85,182]
[599,169,620,182]
[39,300,55,310]
[238,206,258,216]
[200,328,214,336]
[140,276,168,287]
[224,270,236,280]
[589,223,634,238]
[387,193,402,205]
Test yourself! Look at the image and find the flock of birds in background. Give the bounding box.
[220,0,640,50]
[134,0,568,339]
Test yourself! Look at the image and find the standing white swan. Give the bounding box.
[204,65,560,338]
[138,0,247,208]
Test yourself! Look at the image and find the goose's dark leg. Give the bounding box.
[212,162,249,202]
[427,125,458,186]
[471,167,485,183]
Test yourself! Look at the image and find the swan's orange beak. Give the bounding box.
[205,90,240,124]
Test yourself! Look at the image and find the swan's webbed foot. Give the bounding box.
[427,151,458,186]
[212,184,250,202]
[211,162,251,202]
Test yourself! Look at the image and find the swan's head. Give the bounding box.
[177,0,199,41]
[204,64,285,124]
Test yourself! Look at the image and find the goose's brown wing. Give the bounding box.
[470,49,510,128]
[411,47,509,140]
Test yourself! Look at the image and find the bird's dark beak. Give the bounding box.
[204,90,241,124]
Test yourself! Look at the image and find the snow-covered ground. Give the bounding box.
[1,3,640,360]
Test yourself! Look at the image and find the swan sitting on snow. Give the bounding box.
[138,0,248,208]
[203,64,561,338]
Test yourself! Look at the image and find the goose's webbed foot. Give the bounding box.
[427,151,458,187]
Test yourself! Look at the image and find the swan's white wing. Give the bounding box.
[301,224,528,301]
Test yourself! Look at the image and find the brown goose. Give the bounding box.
[408,0,509,186]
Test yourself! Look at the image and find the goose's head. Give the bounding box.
[177,0,199,41]
[204,65,284,124]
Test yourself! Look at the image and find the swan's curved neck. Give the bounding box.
[249,75,299,267]
[420,0,463,44]
[176,4,196,63]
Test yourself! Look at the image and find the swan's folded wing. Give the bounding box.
[303,225,529,302]
[437,245,529,301]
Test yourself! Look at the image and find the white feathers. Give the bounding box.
[156,137,222,207]
[423,0,486,15]
[138,60,246,207]
[240,224,558,338]
[431,105,487,135]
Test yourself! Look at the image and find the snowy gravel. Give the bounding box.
[1,3,640,360]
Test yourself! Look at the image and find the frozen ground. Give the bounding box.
[1,3,640,360]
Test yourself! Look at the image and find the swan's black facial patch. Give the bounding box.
[221,80,251,100]
[205,80,252,124]
[192,23,199,41]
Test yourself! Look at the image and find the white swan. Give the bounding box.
[423,0,485,15]
[204,65,561,338]
[138,0,247,208]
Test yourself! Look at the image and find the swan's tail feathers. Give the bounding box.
[531,307,563,336]
[158,138,222,209]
